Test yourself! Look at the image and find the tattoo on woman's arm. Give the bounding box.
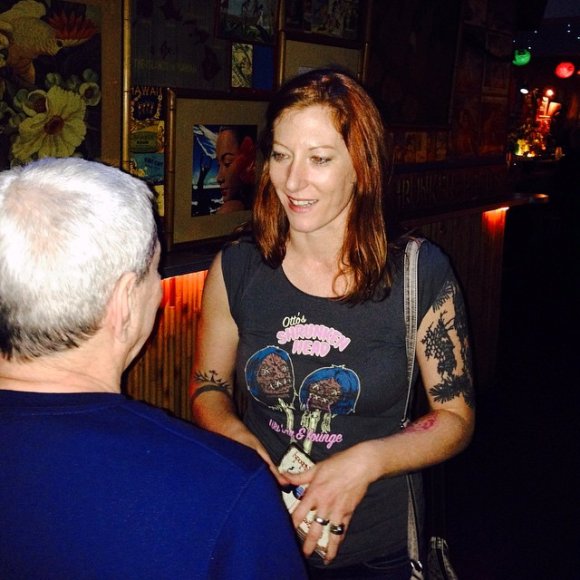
[191,370,232,402]
[421,281,475,409]
[406,414,437,433]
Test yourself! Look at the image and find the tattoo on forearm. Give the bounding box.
[422,281,475,408]
[190,370,232,404]
[406,414,437,432]
[193,370,231,392]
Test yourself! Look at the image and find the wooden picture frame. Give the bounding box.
[283,0,366,48]
[163,89,269,250]
[0,0,129,169]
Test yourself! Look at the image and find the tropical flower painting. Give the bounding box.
[0,0,102,169]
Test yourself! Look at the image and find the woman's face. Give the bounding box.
[216,129,243,202]
[269,104,356,238]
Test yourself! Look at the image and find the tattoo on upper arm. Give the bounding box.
[421,280,475,409]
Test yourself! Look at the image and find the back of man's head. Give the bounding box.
[0,157,157,361]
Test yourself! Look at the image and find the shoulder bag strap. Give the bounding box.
[403,237,425,579]
[402,238,423,428]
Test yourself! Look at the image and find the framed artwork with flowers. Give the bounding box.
[0,0,127,170]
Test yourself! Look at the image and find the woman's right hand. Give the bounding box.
[232,427,291,486]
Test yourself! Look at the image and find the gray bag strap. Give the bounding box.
[403,237,425,579]
[402,238,423,428]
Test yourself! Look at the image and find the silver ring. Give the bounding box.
[329,522,345,535]
[313,515,330,526]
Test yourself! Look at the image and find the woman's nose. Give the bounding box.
[285,160,306,192]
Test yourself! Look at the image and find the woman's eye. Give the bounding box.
[312,156,330,165]
[271,151,287,162]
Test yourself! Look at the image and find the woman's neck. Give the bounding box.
[282,236,349,298]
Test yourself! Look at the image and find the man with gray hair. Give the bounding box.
[0,158,306,579]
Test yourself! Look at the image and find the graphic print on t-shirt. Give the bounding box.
[298,365,360,454]
[244,316,360,454]
[246,346,297,435]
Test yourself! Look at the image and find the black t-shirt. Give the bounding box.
[222,238,459,567]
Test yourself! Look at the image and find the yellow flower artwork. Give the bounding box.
[12,85,87,161]
[0,0,100,168]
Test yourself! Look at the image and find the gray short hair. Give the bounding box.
[0,157,158,360]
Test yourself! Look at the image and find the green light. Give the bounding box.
[513,49,531,66]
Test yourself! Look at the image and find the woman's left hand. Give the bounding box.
[281,447,373,564]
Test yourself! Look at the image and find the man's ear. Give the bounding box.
[106,272,138,343]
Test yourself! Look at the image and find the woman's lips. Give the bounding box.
[288,196,317,208]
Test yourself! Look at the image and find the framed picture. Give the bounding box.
[282,39,362,83]
[451,94,481,158]
[164,89,269,250]
[216,0,280,45]
[284,0,366,47]
[364,0,463,128]
[129,85,167,217]
[479,95,508,156]
[454,25,485,94]
[131,0,230,92]
[0,0,128,169]
[482,33,513,96]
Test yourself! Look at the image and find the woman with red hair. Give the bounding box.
[191,68,475,579]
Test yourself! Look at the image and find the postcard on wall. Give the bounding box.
[130,86,166,217]
[231,42,275,91]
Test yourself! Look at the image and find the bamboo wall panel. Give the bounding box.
[123,270,207,422]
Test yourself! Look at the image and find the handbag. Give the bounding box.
[403,238,459,580]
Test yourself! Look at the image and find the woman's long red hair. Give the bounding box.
[252,68,391,303]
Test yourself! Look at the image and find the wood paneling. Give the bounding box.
[409,208,507,387]
[123,271,207,421]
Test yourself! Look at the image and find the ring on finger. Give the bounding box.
[329,522,345,535]
[313,515,330,526]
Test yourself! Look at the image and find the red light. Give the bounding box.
[483,208,508,234]
[555,61,575,79]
